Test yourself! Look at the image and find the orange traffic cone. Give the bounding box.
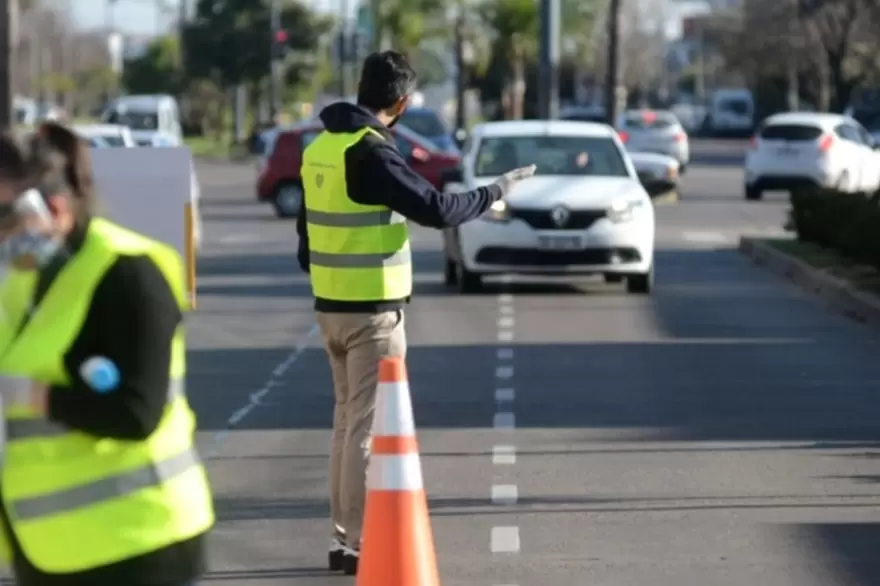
[357,356,440,586]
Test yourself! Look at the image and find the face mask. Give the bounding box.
[0,229,63,268]
[388,114,401,128]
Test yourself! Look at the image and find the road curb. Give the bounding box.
[739,237,880,326]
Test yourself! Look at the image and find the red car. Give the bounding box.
[257,123,461,218]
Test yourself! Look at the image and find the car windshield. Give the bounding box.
[852,109,880,131]
[400,110,446,137]
[107,111,158,130]
[623,111,678,130]
[98,134,126,147]
[717,98,750,116]
[474,135,629,177]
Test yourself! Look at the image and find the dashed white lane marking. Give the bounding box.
[491,526,521,553]
[494,411,515,429]
[493,445,517,464]
[495,388,515,402]
[491,484,519,505]
[493,276,519,561]
[496,366,514,379]
[681,230,732,244]
[207,324,320,456]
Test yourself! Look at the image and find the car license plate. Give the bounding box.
[538,235,583,250]
[778,146,798,156]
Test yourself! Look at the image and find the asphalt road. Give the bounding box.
[190,139,880,585]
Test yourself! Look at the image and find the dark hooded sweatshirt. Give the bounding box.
[296,102,503,313]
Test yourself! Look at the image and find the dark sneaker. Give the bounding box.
[328,537,346,571]
[342,545,359,576]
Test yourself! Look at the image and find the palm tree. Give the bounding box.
[478,0,597,119]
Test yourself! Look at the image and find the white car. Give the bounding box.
[619,110,690,172]
[74,124,136,148]
[442,120,655,294]
[745,112,880,200]
[629,151,680,196]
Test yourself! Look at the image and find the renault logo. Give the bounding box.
[315,173,324,188]
[550,205,570,227]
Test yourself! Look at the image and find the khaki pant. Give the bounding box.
[316,310,407,546]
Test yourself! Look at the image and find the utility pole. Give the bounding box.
[537,0,560,119]
[337,0,349,97]
[0,0,15,129]
[604,0,621,126]
[454,8,466,132]
[268,0,282,120]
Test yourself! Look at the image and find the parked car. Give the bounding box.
[399,107,460,155]
[744,112,880,200]
[257,123,461,217]
[74,123,136,147]
[440,119,655,294]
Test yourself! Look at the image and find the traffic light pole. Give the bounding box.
[268,0,282,121]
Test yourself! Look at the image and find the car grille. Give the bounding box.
[509,208,606,230]
[475,246,641,266]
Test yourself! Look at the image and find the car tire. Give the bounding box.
[444,257,458,286]
[678,163,687,175]
[603,273,624,283]
[745,185,762,201]
[626,264,654,295]
[272,182,303,218]
[455,261,482,293]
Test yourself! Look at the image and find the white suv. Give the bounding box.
[744,112,880,200]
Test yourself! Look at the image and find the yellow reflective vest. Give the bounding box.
[301,127,412,302]
[0,217,214,573]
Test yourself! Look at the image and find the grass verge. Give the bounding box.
[764,238,880,295]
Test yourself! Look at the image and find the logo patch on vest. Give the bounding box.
[315,173,324,188]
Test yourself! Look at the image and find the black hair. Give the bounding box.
[356,51,417,111]
[0,122,96,222]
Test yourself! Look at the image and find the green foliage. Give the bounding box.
[790,188,880,269]
[184,0,332,87]
[122,36,181,95]
[371,0,447,58]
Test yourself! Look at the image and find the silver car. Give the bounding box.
[619,110,690,172]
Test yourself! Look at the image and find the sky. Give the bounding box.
[69,0,711,37]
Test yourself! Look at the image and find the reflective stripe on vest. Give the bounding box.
[10,446,201,521]
[4,378,186,441]
[302,127,412,302]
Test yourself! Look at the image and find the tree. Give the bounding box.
[476,0,596,119]
[370,0,447,58]
[122,36,181,95]
[184,0,332,88]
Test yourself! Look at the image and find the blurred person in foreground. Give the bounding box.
[0,122,214,586]
[297,50,535,575]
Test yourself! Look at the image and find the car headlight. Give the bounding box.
[484,199,511,222]
[665,164,679,180]
[607,197,644,223]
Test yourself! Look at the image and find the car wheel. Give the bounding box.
[626,264,654,295]
[678,163,687,175]
[455,261,482,293]
[444,257,458,286]
[272,182,303,218]
[603,273,624,283]
[745,185,762,201]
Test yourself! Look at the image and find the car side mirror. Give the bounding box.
[439,166,464,188]
[454,128,467,148]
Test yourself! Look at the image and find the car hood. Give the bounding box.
[473,175,643,207]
